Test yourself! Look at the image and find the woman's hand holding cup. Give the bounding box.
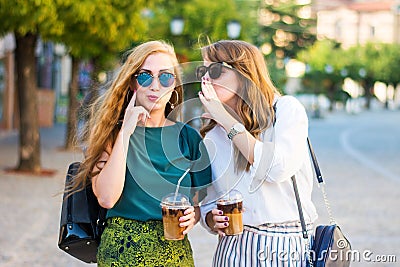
[211,208,229,236]
[180,206,196,235]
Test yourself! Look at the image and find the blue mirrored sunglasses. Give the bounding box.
[134,72,176,88]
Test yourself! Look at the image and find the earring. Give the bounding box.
[168,90,179,109]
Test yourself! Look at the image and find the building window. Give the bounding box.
[370,25,375,38]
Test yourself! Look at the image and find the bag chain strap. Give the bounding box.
[320,184,335,225]
[291,138,337,266]
[306,138,336,223]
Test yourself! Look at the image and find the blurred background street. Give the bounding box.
[1,0,400,266]
[1,107,399,267]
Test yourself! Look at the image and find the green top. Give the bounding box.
[107,122,211,221]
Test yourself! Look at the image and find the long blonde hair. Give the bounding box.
[71,40,183,193]
[199,40,280,171]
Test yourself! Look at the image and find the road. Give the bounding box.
[0,109,399,266]
[307,109,400,267]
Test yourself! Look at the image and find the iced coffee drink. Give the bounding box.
[161,193,190,240]
[217,190,243,235]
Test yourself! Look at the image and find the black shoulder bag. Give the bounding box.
[292,139,351,267]
[58,162,107,263]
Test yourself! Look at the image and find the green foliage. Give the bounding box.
[345,42,400,86]
[346,43,378,82]
[258,0,316,58]
[55,0,151,66]
[297,39,400,109]
[0,0,62,36]
[0,0,153,68]
[297,40,348,109]
[265,55,286,92]
[370,43,400,85]
[297,40,340,71]
[145,0,253,61]
[297,40,344,91]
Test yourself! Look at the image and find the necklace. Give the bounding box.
[138,117,168,127]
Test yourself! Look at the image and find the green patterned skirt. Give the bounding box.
[97,217,195,267]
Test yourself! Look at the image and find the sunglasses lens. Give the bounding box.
[196,66,207,80]
[209,64,222,79]
[159,73,175,87]
[136,73,153,87]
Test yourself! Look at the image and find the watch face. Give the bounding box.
[234,123,245,133]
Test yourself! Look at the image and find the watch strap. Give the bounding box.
[227,128,238,139]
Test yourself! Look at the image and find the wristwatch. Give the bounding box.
[227,122,245,140]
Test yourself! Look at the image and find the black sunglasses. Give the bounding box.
[134,71,176,88]
[195,62,233,80]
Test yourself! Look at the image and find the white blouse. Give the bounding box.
[200,95,318,232]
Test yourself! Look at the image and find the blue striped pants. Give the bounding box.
[212,221,313,267]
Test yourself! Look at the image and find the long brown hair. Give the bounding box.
[199,40,280,171]
[70,40,183,193]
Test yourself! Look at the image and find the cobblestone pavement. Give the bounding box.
[0,109,399,267]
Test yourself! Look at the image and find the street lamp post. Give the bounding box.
[170,16,184,36]
[170,16,186,62]
[53,43,66,120]
[227,20,241,39]
[323,64,336,112]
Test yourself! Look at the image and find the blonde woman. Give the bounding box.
[72,41,211,266]
[198,40,318,266]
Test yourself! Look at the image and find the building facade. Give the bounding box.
[314,0,400,109]
[315,0,400,47]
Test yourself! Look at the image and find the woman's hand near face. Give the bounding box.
[121,91,151,136]
[199,76,257,164]
[198,77,231,124]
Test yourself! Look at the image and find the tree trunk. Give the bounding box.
[384,83,392,109]
[64,56,80,150]
[88,57,102,104]
[327,84,336,112]
[363,78,374,110]
[15,32,41,173]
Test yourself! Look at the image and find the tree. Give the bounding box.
[258,0,316,59]
[342,44,374,109]
[344,43,398,109]
[300,41,400,111]
[298,40,346,111]
[146,0,252,61]
[0,0,62,173]
[371,43,400,108]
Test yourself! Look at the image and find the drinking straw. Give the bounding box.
[173,168,191,202]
